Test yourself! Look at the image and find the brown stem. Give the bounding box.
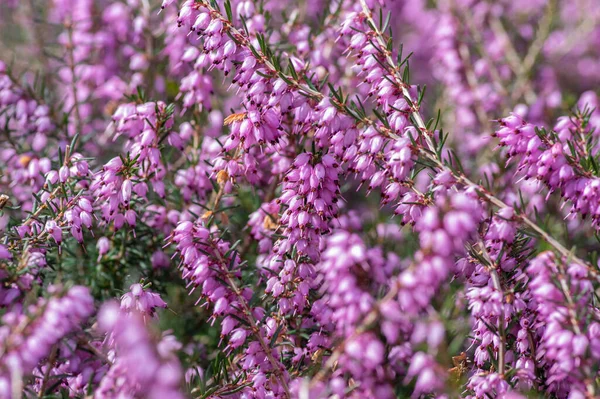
[526,330,540,390]
[553,257,596,397]
[489,1,555,105]
[65,19,83,147]
[477,240,506,376]
[37,345,58,398]
[457,43,492,132]
[210,243,291,398]
[200,170,290,397]
[26,0,54,92]
[21,145,73,228]
[461,13,509,100]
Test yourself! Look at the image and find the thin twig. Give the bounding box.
[202,175,291,398]
[461,12,509,100]
[477,240,506,376]
[65,18,83,148]
[511,0,556,104]
[553,255,596,397]
[37,345,58,398]
[457,43,492,132]
[210,243,291,398]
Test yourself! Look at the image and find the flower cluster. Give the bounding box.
[0,285,94,397]
[91,101,174,229]
[170,220,291,396]
[96,301,184,399]
[0,62,54,211]
[526,252,600,397]
[1,0,600,398]
[496,97,600,228]
[276,153,340,261]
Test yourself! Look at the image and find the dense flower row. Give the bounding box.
[496,96,600,228]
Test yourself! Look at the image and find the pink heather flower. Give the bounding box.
[0,245,11,260]
[45,220,62,243]
[120,283,167,319]
[59,165,70,183]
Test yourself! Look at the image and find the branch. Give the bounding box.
[357,0,600,281]
[203,0,600,281]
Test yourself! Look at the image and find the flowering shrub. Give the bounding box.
[1,0,600,397]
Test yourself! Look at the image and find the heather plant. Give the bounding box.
[1,0,600,398]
